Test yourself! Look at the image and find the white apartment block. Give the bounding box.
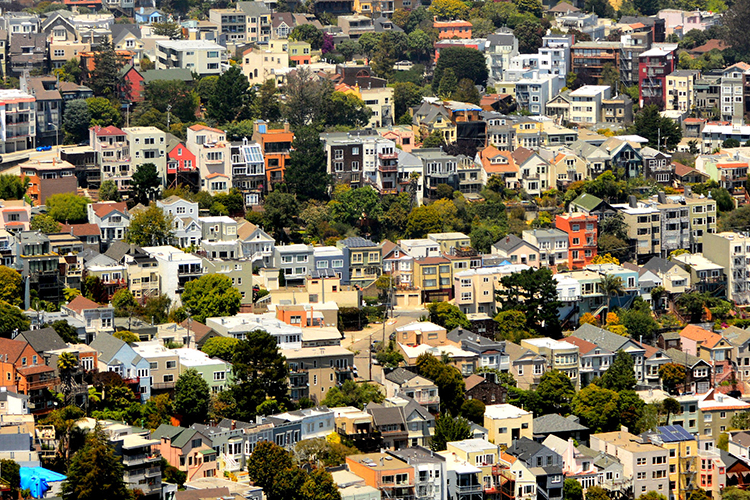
[703,232,750,306]
[124,126,167,183]
[0,89,36,154]
[155,40,227,77]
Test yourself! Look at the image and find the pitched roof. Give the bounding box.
[570,323,632,353]
[0,338,32,364]
[533,414,588,434]
[65,295,103,313]
[141,68,194,84]
[17,327,67,354]
[642,256,682,275]
[464,374,487,391]
[89,333,127,364]
[366,403,406,427]
[664,348,702,367]
[180,319,216,344]
[506,437,546,464]
[563,336,602,355]
[60,223,101,237]
[492,234,537,253]
[549,1,580,11]
[679,324,725,349]
[511,147,535,165]
[92,125,125,136]
[385,367,419,385]
[571,193,605,211]
[91,201,128,218]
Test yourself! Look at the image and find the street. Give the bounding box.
[344,308,426,385]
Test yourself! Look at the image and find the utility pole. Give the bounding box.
[167,104,172,130]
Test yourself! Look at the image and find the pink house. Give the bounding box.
[0,199,31,232]
[151,425,218,481]
[379,126,416,152]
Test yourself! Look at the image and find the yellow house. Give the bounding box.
[446,439,501,492]
[484,404,533,448]
[413,108,457,145]
[647,426,700,500]
[413,256,453,303]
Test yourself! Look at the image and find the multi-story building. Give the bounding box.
[613,198,661,263]
[155,40,226,77]
[484,404,533,448]
[142,245,203,306]
[703,232,750,306]
[719,62,750,123]
[522,338,580,388]
[571,42,621,83]
[698,389,750,438]
[87,201,130,251]
[445,439,500,496]
[347,452,415,500]
[116,433,162,498]
[568,85,611,125]
[639,46,676,108]
[90,333,151,401]
[274,244,314,286]
[485,31,519,84]
[237,219,274,268]
[209,8,247,44]
[565,336,613,387]
[124,126,168,184]
[228,138,264,208]
[90,125,131,192]
[252,120,292,187]
[60,295,114,342]
[19,158,77,206]
[242,44,288,85]
[337,237,381,287]
[22,76,61,148]
[453,264,529,315]
[237,1,272,43]
[151,425,219,481]
[522,228,568,267]
[413,256,453,303]
[590,430,669,497]
[555,213,597,269]
[666,69,700,112]
[0,89,36,154]
[282,345,354,403]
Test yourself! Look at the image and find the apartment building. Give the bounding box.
[555,213,597,269]
[703,232,750,306]
[91,125,131,192]
[522,338,580,388]
[639,46,676,108]
[445,439,500,495]
[237,1,271,43]
[0,89,36,154]
[186,125,230,194]
[87,201,130,251]
[698,390,750,438]
[242,45,288,85]
[414,256,453,303]
[274,244,314,286]
[229,138,265,207]
[252,120,292,188]
[590,431,669,497]
[337,237,381,287]
[571,42,621,82]
[282,346,355,404]
[155,40,226,76]
[347,453,415,500]
[133,341,180,392]
[719,62,750,123]
[125,126,168,183]
[209,8,247,44]
[142,246,203,306]
[484,404,533,448]
[613,198,661,263]
[522,228,568,267]
[666,69,700,112]
[453,264,529,315]
[18,159,76,206]
[569,85,611,125]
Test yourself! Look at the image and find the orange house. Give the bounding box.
[0,338,41,392]
[346,453,415,497]
[252,120,293,187]
[555,213,598,269]
[434,20,473,39]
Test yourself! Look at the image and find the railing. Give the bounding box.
[27,377,60,390]
[378,480,414,488]
[151,381,175,390]
[455,483,483,493]
[123,452,161,466]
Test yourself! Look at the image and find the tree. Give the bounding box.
[295,437,358,467]
[689,490,711,500]
[600,274,624,312]
[514,20,545,54]
[601,63,619,89]
[51,320,80,343]
[429,0,468,19]
[422,131,446,148]
[586,486,611,500]
[469,17,496,38]
[47,193,89,223]
[174,368,210,426]
[677,291,712,323]
[230,330,289,421]
[564,479,583,500]
[181,274,241,323]
[323,92,372,128]
[620,308,658,341]
[143,294,171,324]
[371,32,398,81]
[87,40,125,100]
[290,24,324,50]
[262,190,299,240]
[393,82,423,124]
[98,179,121,202]
[207,65,255,124]
[0,459,20,495]
[514,0,542,15]
[722,488,750,500]
[432,47,488,94]
[330,186,383,227]
[496,268,562,337]
[0,301,31,338]
[600,351,637,392]
[58,352,79,404]
[286,126,329,201]
[86,97,122,127]
[723,138,741,149]
[723,0,750,57]
[131,163,161,204]
[143,80,200,123]
[658,363,686,395]
[83,276,108,304]
[461,399,486,424]
[255,79,281,122]
[62,426,130,500]
[321,379,385,409]
[536,370,575,415]
[630,105,682,150]
[197,76,219,104]
[201,337,240,362]
[407,29,432,61]
[0,266,22,307]
[358,33,382,58]
[572,384,620,433]
[337,40,361,60]
[437,68,458,99]
[427,302,471,330]
[453,79,481,105]
[585,0,614,17]
[113,330,139,343]
[152,21,183,39]
[494,310,533,343]
[405,205,442,237]
[0,174,29,200]
[126,204,174,246]
[281,67,333,128]
[662,397,682,425]
[431,413,471,451]
[416,354,466,416]
[56,57,83,84]
[63,99,91,143]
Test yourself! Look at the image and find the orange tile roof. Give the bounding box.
[66,295,104,313]
[189,124,224,134]
[434,20,472,27]
[91,201,127,218]
[680,324,724,349]
[479,146,517,174]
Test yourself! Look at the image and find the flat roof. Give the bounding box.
[485,403,531,420]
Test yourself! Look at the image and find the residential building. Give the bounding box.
[522,228,568,267]
[90,333,151,401]
[613,198,662,263]
[209,8,247,44]
[142,246,203,306]
[347,452,415,498]
[60,295,114,343]
[398,343,478,376]
[639,46,676,108]
[666,69,700,112]
[151,425,218,481]
[568,85,611,125]
[571,42,621,83]
[505,437,564,500]
[679,325,734,384]
[383,368,439,414]
[133,341,180,392]
[555,213,597,269]
[174,348,232,393]
[87,201,130,251]
[115,432,162,497]
[90,125,131,193]
[565,336,613,387]
[698,389,750,437]
[282,346,355,404]
[21,75,61,148]
[337,237,381,287]
[414,256,453,303]
[19,159,76,206]
[125,126,168,183]
[703,232,750,306]
[236,2,272,43]
[522,338,580,388]
[274,244,314,286]
[155,40,227,77]
[445,439,500,496]
[484,404,533,448]
[490,235,540,268]
[505,341,547,390]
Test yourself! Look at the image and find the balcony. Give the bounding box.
[151,381,175,390]
[379,151,398,160]
[378,164,398,173]
[123,451,161,466]
[27,377,60,390]
[378,480,414,489]
[455,483,483,494]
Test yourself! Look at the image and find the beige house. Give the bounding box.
[521,338,580,388]
[383,367,439,413]
[504,341,547,390]
[50,40,90,69]
[453,264,531,316]
[360,86,394,128]
[241,44,288,85]
[394,321,447,347]
[665,69,700,112]
[613,201,662,261]
[484,404,533,447]
[490,234,540,268]
[282,346,355,404]
[133,341,181,391]
[703,232,750,306]
[427,232,472,254]
[398,343,478,376]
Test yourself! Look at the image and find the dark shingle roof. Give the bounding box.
[17,327,67,354]
[385,367,419,385]
[570,323,632,353]
[642,257,681,275]
[506,437,545,463]
[492,234,537,253]
[340,236,376,248]
[89,333,127,364]
[533,414,589,434]
[366,403,406,427]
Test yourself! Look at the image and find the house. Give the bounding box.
[532,414,589,444]
[484,404,533,448]
[383,368,439,413]
[697,389,750,438]
[364,404,408,450]
[333,407,381,453]
[346,452,415,497]
[642,257,690,295]
[381,241,413,288]
[555,213,598,269]
[522,338,580,389]
[664,348,712,395]
[569,193,616,221]
[0,337,43,393]
[154,40,226,77]
[522,229,568,267]
[564,336,613,387]
[0,388,28,415]
[504,341,547,390]
[382,396,434,448]
[337,237,382,287]
[152,424,218,481]
[679,325,734,384]
[281,345,354,404]
[60,295,115,343]
[274,244,314,286]
[90,333,151,401]
[505,437,564,500]
[237,220,275,269]
[465,374,507,406]
[490,235,540,268]
[571,323,647,383]
[87,201,130,251]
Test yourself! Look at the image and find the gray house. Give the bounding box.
[505,437,564,500]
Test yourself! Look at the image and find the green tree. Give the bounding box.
[416,353,466,415]
[131,163,161,204]
[618,390,645,432]
[289,24,324,49]
[432,47,488,94]
[143,294,171,324]
[405,205,442,237]
[371,32,398,81]
[677,291,711,323]
[63,99,91,143]
[357,32,382,58]
[427,302,471,330]
[323,91,373,128]
[438,68,458,99]
[722,488,750,500]
[564,479,583,500]
[181,274,241,323]
[83,275,107,304]
[113,330,139,344]
[51,320,79,343]
[0,266,22,306]
[231,330,289,420]
[255,79,281,122]
[429,0,468,19]
[460,399,486,424]
[572,384,620,433]
[262,190,299,240]
[514,20,545,54]
[600,274,624,312]
[174,368,210,426]
[514,0,542,15]
[207,65,255,124]
[196,75,219,104]
[286,126,329,201]
[587,486,611,500]
[98,179,121,202]
[87,40,125,100]
[723,138,741,148]
[723,0,750,56]
[0,174,29,200]
[329,186,383,227]
[86,97,122,127]
[496,268,562,337]
[152,21,183,39]
[0,459,20,495]
[112,288,138,317]
[143,80,200,123]
[689,489,711,500]
[55,57,83,83]
[393,82,423,120]
[143,393,174,429]
[431,413,471,451]
[453,78,481,105]
[321,380,385,409]
[469,17,496,38]
[61,426,130,500]
[493,310,533,343]
[126,203,174,246]
[601,63,619,89]
[295,438,359,467]
[630,105,682,150]
[536,370,575,415]
[407,29,432,61]
[600,351,637,392]
[662,397,682,425]
[201,337,240,362]
[422,131,446,148]
[0,300,30,338]
[337,40,361,60]
[47,193,89,223]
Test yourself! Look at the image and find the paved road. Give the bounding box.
[346,308,425,385]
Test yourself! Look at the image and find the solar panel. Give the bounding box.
[657,425,694,442]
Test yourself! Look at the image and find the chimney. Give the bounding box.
[628,195,638,208]
[657,191,666,204]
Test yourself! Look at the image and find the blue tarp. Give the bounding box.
[20,467,66,499]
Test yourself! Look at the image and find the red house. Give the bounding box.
[639,46,675,109]
[167,139,198,189]
[120,64,144,102]
[555,213,598,269]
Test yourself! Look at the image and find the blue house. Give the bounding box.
[312,246,349,283]
[90,333,151,401]
[134,7,164,24]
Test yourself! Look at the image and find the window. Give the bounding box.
[213,371,226,381]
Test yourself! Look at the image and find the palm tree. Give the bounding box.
[599,274,624,312]
[57,352,79,405]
